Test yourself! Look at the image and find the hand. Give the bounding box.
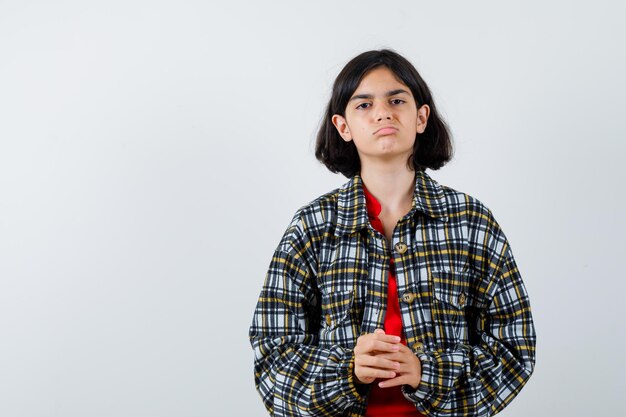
[353,329,402,385]
[375,342,422,389]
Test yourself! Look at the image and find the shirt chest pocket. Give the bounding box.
[319,289,362,347]
[430,269,481,348]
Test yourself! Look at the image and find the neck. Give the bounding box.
[360,163,416,214]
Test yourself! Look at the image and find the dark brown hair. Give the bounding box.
[315,48,453,178]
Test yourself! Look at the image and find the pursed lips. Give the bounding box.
[374,126,398,135]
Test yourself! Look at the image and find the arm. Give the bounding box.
[402,212,537,416]
[249,245,365,417]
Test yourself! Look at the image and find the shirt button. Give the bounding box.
[412,341,424,352]
[394,242,408,254]
[401,292,416,304]
[458,292,467,306]
[325,314,332,326]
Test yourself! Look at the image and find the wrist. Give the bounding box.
[352,369,368,385]
[408,374,421,390]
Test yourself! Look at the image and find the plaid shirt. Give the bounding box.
[249,169,536,417]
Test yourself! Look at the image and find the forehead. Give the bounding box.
[353,66,410,93]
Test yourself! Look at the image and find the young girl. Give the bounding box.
[249,49,536,417]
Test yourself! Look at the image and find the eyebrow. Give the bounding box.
[349,89,410,102]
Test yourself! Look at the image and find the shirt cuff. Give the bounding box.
[401,351,436,401]
[401,349,466,406]
[335,347,367,403]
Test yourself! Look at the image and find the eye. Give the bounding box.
[356,99,405,109]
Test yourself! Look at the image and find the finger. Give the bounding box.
[355,333,401,355]
[359,332,401,344]
[378,343,421,359]
[378,374,421,389]
[362,329,401,341]
[375,351,410,362]
[377,374,414,388]
[396,343,415,353]
[355,354,401,371]
[356,367,397,381]
[364,339,402,354]
[376,353,421,377]
[372,333,401,343]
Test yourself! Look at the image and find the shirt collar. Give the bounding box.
[362,182,382,219]
[334,169,449,238]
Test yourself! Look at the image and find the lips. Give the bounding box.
[375,126,398,135]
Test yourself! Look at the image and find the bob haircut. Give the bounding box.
[315,48,453,178]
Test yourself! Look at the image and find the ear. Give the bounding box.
[416,104,430,134]
[331,114,352,142]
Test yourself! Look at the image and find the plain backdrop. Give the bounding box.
[1,1,625,416]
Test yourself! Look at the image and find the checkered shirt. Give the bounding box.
[249,169,536,417]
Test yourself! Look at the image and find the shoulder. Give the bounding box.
[438,180,509,245]
[437,181,495,222]
[274,184,343,258]
[439,181,512,265]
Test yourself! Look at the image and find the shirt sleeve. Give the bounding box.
[248,221,366,416]
[401,212,537,416]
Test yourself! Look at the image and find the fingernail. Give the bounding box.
[393,336,401,342]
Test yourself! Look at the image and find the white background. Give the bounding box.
[1,1,624,416]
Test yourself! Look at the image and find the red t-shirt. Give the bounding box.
[362,183,425,417]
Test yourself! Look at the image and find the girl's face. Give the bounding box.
[332,66,430,170]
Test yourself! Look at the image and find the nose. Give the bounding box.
[374,101,393,121]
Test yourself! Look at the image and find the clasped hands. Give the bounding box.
[353,329,422,389]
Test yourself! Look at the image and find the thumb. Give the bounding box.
[374,328,386,335]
